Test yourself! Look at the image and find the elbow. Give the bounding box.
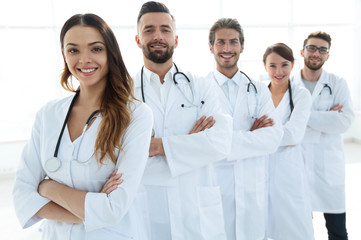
[84,192,130,232]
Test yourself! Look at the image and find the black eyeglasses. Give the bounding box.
[304,45,329,55]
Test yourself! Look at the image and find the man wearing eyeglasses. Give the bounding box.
[293,31,355,240]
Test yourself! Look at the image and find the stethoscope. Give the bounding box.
[140,63,205,108]
[240,71,259,119]
[45,91,100,172]
[268,80,295,115]
[317,83,333,110]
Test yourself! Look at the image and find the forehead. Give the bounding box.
[138,12,175,29]
[215,28,239,40]
[306,37,329,48]
[64,25,104,45]
[266,52,290,63]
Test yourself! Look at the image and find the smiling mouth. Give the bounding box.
[310,57,321,63]
[151,45,166,49]
[149,41,167,49]
[274,76,284,80]
[80,68,96,73]
[220,53,235,59]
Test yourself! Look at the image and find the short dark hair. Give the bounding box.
[263,42,294,64]
[303,31,332,48]
[209,18,244,46]
[137,1,175,24]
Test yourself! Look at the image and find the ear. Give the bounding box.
[291,61,295,70]
[300,49,304,57]
[61,50,66,63]
[174,35,179,49]
[326,53,330,61]
[135,35,141,49]
[209,43,214,54]
[240,44,244,54]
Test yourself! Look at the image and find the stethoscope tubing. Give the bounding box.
[53,91,79,158]
[140,63,202,108]
[46,91,100,172]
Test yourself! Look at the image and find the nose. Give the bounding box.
[153,29,163,41]
[311,49,321,57]
[275,67,282,75]
[223,42,231,52]
[79,51,92,64]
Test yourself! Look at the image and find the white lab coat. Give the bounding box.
[13,96,153,240]
[208,70,283,240]
[133,66,233,240]
[266,81,314,240]
[293,69,355,213]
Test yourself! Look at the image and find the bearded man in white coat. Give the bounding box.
[293,31,355,240]
[133,2,233,240]
[207,18,283,240]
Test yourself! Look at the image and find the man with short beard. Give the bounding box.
[293,31,355,240]
[207,18,283,240]
[132,2,233,240]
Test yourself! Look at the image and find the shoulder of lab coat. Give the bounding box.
[307,71,355,134]
[227,78,283,161]
[84,101,153,231]
[280,82,311,146]
[162,72,233,177]
[12,96,72,228]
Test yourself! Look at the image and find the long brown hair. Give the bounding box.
[60,13,135,165]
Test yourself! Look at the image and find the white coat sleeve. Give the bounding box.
[308,78,355,134]
[162,76,233,177]
[228,83,283,160]
[280,88,311,146]
[83,103,153,232]
[12,108,51,228]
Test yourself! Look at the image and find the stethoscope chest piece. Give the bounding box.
[45,157,61,172]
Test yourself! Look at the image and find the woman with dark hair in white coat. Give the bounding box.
[263,43,314,240]
[12,13,153,239]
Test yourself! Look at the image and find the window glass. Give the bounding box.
[293,0,354,25]
[0,0,359,143]
[0,29,62,141]
[222,0,290,25]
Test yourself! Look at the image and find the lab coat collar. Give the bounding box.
[143,65,176,85]
[296,68,330,100]
[214,69,241,87]
[317,69,329,84]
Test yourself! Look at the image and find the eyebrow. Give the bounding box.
[217,38,239,41]
[269,61,290,65]
[65,41,105,47]
[143,24,172,30]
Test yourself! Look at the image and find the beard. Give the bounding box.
[304,57,325,71]
[142,41,174,64]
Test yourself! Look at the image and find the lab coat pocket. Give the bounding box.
[197,186,226,240]
[323,139,345,186]
[170,105,198,134]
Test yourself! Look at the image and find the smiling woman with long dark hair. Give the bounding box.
[12,13,153,239]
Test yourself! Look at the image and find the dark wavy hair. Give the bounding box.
[60,13,135,165]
